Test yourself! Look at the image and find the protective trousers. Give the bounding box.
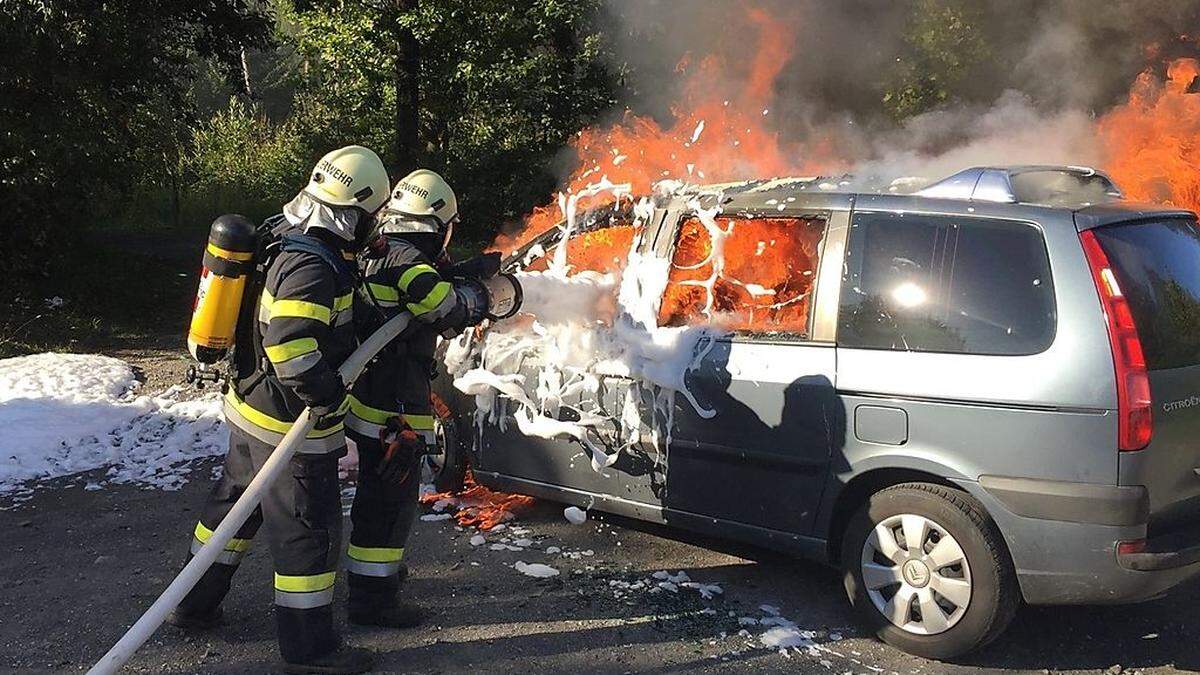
[177,426,343,664]
[343,343,435,610]
[344,426,421,614]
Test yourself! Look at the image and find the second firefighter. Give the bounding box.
[343,168,487,628]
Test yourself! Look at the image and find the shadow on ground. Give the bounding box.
[2,225,203,358]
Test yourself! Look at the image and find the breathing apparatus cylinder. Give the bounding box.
[187,215,258,364]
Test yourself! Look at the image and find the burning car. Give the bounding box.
[430,165,1200,659]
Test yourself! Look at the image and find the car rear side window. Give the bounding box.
[1092,218,1200,370]
[839,212,1056,355]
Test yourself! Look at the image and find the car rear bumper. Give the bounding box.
[1117,524,1200,571]
[963,477,1200,605]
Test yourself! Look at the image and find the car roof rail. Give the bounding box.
[913,165,1124,205]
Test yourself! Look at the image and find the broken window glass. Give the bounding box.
[658,216,826,336]
[523,224,637,275]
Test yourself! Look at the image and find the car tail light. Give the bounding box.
[1117,539,1147,556]
[1080,230,1153,451]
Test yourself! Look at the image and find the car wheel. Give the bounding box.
[841,482,1019,660]
[428,396,468,493]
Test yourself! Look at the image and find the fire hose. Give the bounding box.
[87,311,413,675]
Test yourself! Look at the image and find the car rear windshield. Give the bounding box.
[1092,217,1200,370]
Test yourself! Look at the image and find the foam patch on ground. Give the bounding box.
[0,353,225,495]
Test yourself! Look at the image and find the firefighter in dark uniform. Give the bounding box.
[170,146,390,674]
[344,169,485,628]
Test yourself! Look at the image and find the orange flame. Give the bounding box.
[659,217,824,334]
[420,470,535,531]
[494,9,1200,338]
[1100,58,1200,210]
[493,6,831,254]
[523,225,636,275]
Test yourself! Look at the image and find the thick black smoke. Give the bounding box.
[600,0,1200,179]
[606,0,1200,121]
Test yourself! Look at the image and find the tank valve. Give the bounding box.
[186,363,223,389]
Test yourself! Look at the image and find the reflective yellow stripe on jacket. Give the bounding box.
[348,395,395,424]
[398,264,438,291]
[223,390,345,451]
[405,413,435,431]
[265,337,319,364]
[345,395,394,437]
[407,281,452,317]
[362,283,401,306]
[271,299,331,324]
[260,291,333,325]
[345,397,436,437]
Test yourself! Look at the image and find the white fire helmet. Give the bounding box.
[378,169,459,236]
[284,145,390,242]
[305,146,390,213]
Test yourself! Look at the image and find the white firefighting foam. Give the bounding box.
[0,353,225,497]
[446,180,729,472]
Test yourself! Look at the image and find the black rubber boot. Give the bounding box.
[348,598,425,629]
[173,557,237,629]
[280,646,375,674]
[347,572,423,629]
[166,605,224,630]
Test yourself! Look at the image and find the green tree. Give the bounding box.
[186,97,323,221]
[282,0,617,245]
[881,0,991,120]
[0,0,273,280]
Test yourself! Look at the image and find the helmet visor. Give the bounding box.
[442,215,457,253]
[376,209,439,235]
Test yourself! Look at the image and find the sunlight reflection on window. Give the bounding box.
[891,282,927,308]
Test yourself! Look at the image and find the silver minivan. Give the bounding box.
[431,166,1200,659]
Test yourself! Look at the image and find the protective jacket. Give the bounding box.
[342,235,473,603]
[347,235,470,441]
[224,227,358,453]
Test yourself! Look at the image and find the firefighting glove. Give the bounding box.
[310,389,351,425]
[377,416,422,484]
[443,251,501,280]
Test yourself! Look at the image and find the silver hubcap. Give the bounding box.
[861,513,972,635]
[423,419,448,479]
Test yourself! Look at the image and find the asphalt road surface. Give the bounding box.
[2,457,1200,675]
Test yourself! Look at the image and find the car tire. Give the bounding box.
[841,482,1020,660]
[430,396,468,493]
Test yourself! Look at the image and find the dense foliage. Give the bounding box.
[233,0,620,242]
[0,0,273,278]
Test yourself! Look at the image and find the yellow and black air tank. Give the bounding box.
[187,214,257,364]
